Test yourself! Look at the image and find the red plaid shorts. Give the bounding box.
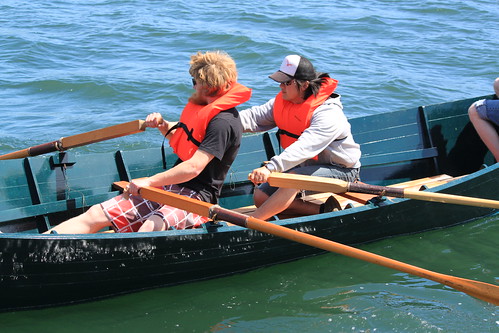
[101,184,209,233]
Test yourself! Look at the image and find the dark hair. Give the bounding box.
[296,72,330,100]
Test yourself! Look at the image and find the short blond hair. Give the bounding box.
[189,51,238,96]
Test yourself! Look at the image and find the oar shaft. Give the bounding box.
[269,173,499,210]
[0,148,32,160]
[113,182,499,305]
[60,119,146,150]
[211,206,499,305]
[348,182,499,209]
[0,120,146,160]
[0,141,60,160]
[403,189,499,209]
[139,185,212,217]
[135,186,426,275]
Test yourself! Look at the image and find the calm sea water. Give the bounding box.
[0,0,498,331]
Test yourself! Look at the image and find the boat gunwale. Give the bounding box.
[1,162,497,241]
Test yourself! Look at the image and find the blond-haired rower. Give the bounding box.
[47,51,251,234]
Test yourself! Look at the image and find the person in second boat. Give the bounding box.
[239,54,361,220]
[468,77,499,162]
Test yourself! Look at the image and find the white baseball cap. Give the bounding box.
[269,55,316,83]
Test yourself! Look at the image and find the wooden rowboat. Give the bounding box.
[0,95,497,311]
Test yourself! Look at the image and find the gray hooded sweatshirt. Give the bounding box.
[239,94,361,173]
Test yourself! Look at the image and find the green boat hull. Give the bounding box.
[0,95,497,311]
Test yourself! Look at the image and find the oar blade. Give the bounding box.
[445,278,499,305]
[242,214,499,305]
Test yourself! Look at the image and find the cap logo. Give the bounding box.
[269,54,314,83]
[279,55,301,77]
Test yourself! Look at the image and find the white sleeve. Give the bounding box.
[239,98,277,133]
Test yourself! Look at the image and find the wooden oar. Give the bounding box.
[267,173,499,209]
[114,180,499,305]
[0,120,146,160]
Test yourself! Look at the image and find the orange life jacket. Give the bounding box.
[169,82,251,161]
[273,77,338,152]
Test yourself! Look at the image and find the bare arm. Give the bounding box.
[145,112,178,139]
[126,149,214,195]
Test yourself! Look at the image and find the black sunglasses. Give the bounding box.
[192,78,197,86]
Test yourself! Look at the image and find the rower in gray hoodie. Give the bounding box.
[239,54,361,220]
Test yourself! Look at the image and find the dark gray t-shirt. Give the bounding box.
[177,108,243,203]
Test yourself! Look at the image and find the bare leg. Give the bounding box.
[251,187,321,221]
[45,204,112,234]
[251,187,299,220]
[253,187,270,207]
[284,198,322,215]
[469,104,499,161]
[137,215,166,232]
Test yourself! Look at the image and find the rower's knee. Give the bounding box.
[138,220,155,232]
[138,215,165,232]
[85,204,107,221]
[468,103,479,121]
[253,188,269,207]
[49,204,111,234]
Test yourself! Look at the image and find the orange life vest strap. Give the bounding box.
[169,83,251,161]
[273,77,338,149]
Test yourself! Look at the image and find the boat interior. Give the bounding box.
[0,95,496,233]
